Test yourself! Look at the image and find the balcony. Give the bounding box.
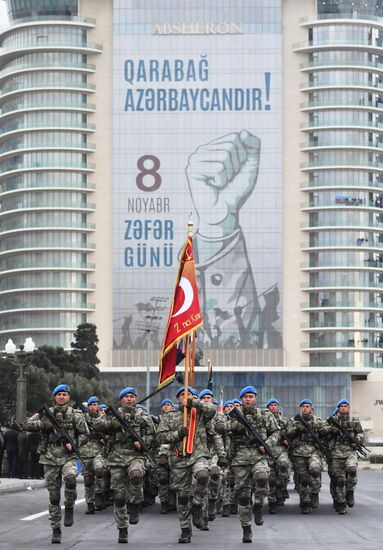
[0,62,96,84]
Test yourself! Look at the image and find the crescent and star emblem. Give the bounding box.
[172,277,194,318]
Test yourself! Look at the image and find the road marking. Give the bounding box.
[20,498,86,521]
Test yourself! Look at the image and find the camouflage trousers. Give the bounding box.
[232,457,270,526]
[292,453,322,505]
[208,455,223,502]
[110,457,146,529]
[82,454,105,504]
[221,467,235,506]
[268,450,291,504]
[157,461,176,505]
[171,457,210,529]
[44,460,78,529]
[328,455,358,504]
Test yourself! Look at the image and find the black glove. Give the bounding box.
[178,426,189,440]
[217,456,228,468]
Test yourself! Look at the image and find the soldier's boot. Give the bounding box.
[51,528,61,544]
[346,491,355,508]
[178,527,191,543]
[230,502,238,515]
[118,527,128,544]
[216,499,223,515]
[242,526,252,543]
[268,502,278,515]
[191,504,204,529]
[333,500,339,511]
[208,499,217,521]
[253,505,264,526]
[94,492,104,511]
[310,493,319,509]
[283,488,289,500]
[129,505,140,524]
[222,504,231,517]
[63,507,73,527]
[300,503,311,515]
[85,502,95,515]
[276,498,285,507]
[160,501,169,514]
[337,502,347,515]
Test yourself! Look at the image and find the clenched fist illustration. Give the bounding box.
[186,130,261,238]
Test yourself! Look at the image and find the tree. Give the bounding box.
[71,323,100,367]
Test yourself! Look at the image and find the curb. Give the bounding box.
[0,479,46,495]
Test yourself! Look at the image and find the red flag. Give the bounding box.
[158,235,203,388]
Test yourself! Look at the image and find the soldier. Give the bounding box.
[229,385,279,543]
[286,399,327,514]
[265,398,291,513]
[198,389,228,524]
[94,387,155,544]
[80,396,106,514]
[25,384,88,544]
[219,400,237,517]
[326,399,364,514]
[156,385,216,544]
[157,399,176,514]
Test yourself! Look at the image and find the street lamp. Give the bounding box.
[5,337,36,424]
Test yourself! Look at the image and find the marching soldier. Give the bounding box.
[326,398,364,514]
[94,387,155,544]
[25,384,88,544]
[80,396,106,514]
[229,385,279,543]
[265,398,291,513]
[157,399,176,514]
[219,399,237,517]
[156,386,215,544]
[286,399,327,514]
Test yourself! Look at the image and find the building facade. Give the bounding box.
[1,0,383,430]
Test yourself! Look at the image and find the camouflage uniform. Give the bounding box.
[206,411,227,521]
[25,404,88,530]
[267,411,291,509]
[156,398,216,536]
[230,406,279,527]
[80,410,106,510]
[94,406,155,531]
[286,414,327,511]
[326,413,364,511]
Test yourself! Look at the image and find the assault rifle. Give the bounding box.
[294,414,331,460]
[38,404,85,466]
[229,406,279,468]
[327,416,370,459]
[107,405,155,465]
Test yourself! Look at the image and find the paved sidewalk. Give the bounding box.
[0,478,46,495]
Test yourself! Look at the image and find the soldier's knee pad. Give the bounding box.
[310,468,321,479]
[83,474,93,487]
[195,470,209,487]
[300,476,309,487]
[49,490,60,505]
[65,475,76,489]
[238,491,251,506]
[255,473,268,488]
[114,492,126,507]
[158,474,168,486]
[279,462,289,474]
[337,477,346,488]
[210,466,220,481]
[130,469,144,485]
[95,468,104,479]
[347,467,357,478]
[177,492,189,505]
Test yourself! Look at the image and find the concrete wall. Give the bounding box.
[353,370,383,436]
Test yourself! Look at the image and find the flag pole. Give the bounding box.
[190,330,196,387]
[182,213,194,455]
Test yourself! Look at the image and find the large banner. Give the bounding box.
[112,1,283,356]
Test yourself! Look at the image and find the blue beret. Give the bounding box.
[336,399,350,408]
[198,389,213,399]
[119,387,138,399]
[175,386,198,398]
[98,403,107,410]
[266,398,279,408]
[232,399,241,405]
[299,399,313,407]
[223,400,233,408]
[160,398,173,407]
[173,404,179,410]
[87,396,98,406]
[52,384,70,396]
[239,385,257,399]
